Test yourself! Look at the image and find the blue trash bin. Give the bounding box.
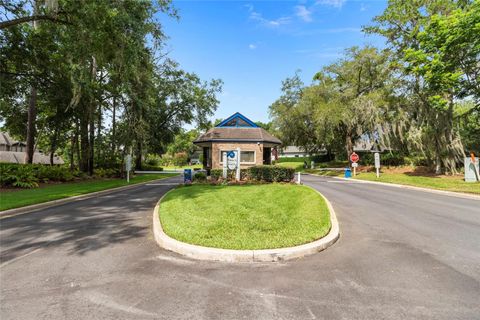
[344,167,352,178]
[184,169,192,184]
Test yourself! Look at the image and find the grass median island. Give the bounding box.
[0,173,179,211]
[159,184,331,250]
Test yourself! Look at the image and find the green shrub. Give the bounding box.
[210,168,249,181]
[173,152,188,166]
[210,169,222,180]
[249,165,295,182]
[94,168,120,178]
[193,172,207,182]
[34,165,74,182]
[0,164,39,188]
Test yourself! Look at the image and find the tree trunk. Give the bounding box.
[111,96,116,154]
[70,131,76,170]
[345,130,354,165]
[25,86,37,164]
[75,125,81,170]
[135,141,142,170]
[79,112,90,173]
[49,129,58,166]
[88,111,95,175]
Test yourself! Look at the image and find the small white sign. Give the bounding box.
[351,162,358,168]
[125,155,132,171]
[374,152,380,168]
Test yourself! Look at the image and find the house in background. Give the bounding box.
[193,112,282,170]
[0,131,64,164]
[279,146,313,158]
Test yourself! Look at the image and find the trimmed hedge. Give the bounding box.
[210,166,294,183]
[249,165,295,182]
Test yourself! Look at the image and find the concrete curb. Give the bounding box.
[153,187,340,262]
[0,176,180,219]
[321,175,480,201]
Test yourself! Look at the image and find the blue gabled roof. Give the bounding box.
[216,112,259,128]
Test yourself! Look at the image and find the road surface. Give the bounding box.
[1,174,479,319]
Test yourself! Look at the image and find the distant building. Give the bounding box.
[0,131,64,165]
[279,146,311,158]
[194,112,282,169]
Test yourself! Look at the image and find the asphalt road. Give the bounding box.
[1,174,479,319]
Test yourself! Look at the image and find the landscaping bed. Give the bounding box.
[159,184,331,250]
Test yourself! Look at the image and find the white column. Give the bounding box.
[236,147,241,181]
[222,152,227,179]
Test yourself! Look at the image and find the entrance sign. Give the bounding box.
[374,152,380,178]
[125,155,132,183]
[227,150,237,170]
[222,149,241,180]
[350,152,359,163]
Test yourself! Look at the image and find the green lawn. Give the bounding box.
[0,173,178,211]
[159,184,331,250]
[354,172,480,195]
[276,162,305,172]
[276,160,348,172]
[307,169,480,194]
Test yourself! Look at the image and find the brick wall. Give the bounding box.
[211,142,264,169]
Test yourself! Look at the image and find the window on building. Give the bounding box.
[240,151,255,163]
[219,150,255,163]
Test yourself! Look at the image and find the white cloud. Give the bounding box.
[295,5,313,22]
[360,3,367,11]
[316,0,346,8]
[248,44,257,50]
[246,4,291,28]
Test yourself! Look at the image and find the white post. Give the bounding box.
[353,166,356,177]
[222,152,227,179]
[297,172,301,184]
[236,147,241,181]
[376,167,379,178]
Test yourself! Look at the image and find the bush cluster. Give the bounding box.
[0,163,77,188]
[209,166,294,183]
[192,172,207,182]
[0,163,123,189]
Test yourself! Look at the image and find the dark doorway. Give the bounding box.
[263,147,271,164]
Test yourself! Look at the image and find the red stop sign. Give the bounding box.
[350,152,359,163]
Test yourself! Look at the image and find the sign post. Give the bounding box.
[125,154,132,183]
[374,152,380,178]
[350,152,359,177]
[222,152,228,179]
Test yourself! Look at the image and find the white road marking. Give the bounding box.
[0,248,43,268]
[86,291,157,317]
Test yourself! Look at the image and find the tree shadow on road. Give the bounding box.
[0,183,178,263]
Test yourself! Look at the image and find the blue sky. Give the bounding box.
[161,0,387,124]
